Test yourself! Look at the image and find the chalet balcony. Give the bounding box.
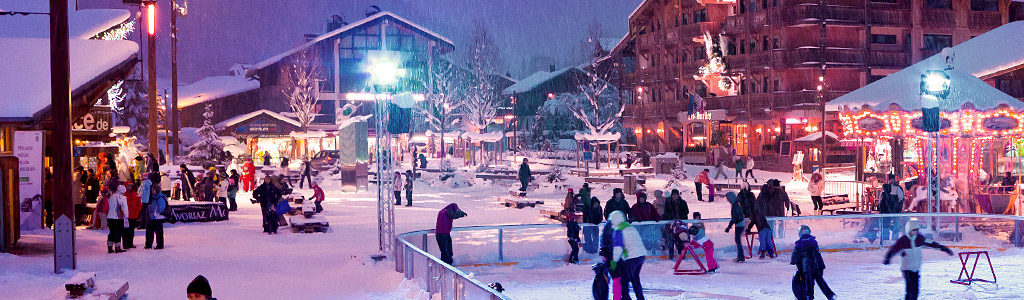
[921,9,954,28]
[709,90,847,113]
[679,22,720,40]
[789,47,864,66]
[969,11,1002,30]
[778,5,865,25]
[868,9,910,27]
[725,48,864,70]
[868,50,908,68]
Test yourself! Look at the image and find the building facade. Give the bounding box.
[614,0,1024,158]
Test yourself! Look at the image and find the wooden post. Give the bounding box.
[50,0,76,273]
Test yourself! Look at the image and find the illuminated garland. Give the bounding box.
[93,20,134,41]
[839,109,1024,137]
[693,32,736,96]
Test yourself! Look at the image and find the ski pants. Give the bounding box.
[759,227,776,256]
[695,182,704,202]
[691,240,718,270]
[107,218,124,246]
[145,219,164,248]
[795,270,835,300]
[617,257,645,300]
[299,173,312,188]
[734,225,745,260]
[436,233,454,265]
[903,270,919,300]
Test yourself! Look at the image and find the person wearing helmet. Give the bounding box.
[883,220,954,300]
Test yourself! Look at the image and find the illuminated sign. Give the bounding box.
[688,112,712,121]
[785,118,808,125]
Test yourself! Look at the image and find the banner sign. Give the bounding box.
[165,202,229,223]
[71,108,112,135]
[14,131,43,232]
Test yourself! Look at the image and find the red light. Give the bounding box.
[147,4,156,35]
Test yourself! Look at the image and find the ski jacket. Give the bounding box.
[393,173,403,192]
[518,163,531,182]
[583,199,603,224]
[807,180,824,197]
[662,196,689,220]
[696,171,711,185]
[312,186,325,203]
[148,192,167,220]
[689,223,709,244]
[140,178,152,204]
[608,211,647,270]
[603,196,631,221]
[738,188,756,220]
[791,235,825,272]
[726,192,746,228]
[254,182,281,207]
[107,185,129,219]
[436,203,466,235]
[630,202,659,222]
[884,234,952,271]
[125,189,142,220]
[217,179,229,198]
[160,173,172,191]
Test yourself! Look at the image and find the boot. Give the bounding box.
[108,245,114,253]
[114,243,125,253]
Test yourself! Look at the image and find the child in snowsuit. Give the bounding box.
[564,189,581,264]
[687,212,718,272]
[883,220,954,300]
[791,225,835,300]
[608,210,648,300]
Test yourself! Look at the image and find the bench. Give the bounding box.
[499,197,543,208]
[540,209,582,223]
[619,167,654,175]
[289,215,331,233]
[820,194,859,215]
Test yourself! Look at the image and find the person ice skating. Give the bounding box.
[791,225,835,300]
[743,156,756,182]
[179,164,196,201]
[393,171,403,205]
[883,220,954,300]
[254,176,281,234]
[227,170,239,211]
[564,189,581,264]
[106,185,129,253]
[579,183,593,214]
[241,160,256,192]
[518,158,532,192]
[714,159,729,180]
[583,196,603,254]
[280,156,290,169]
[725,192,746,262]
[696,169,710,202]
[687,212,718,272]
[436,203,467,265]
[604,188,631,221]
[186,275,214,300]
[311,182,325,213]
[123,182,142,249]
[879,183,904,241]
[630,192,659,222]
[608,210,648,300]
[299,158,313,189]
[734,156,745,179]
[404,170,414,206]
[146,185,166,249]
[749,184,777,258]
[808,173,825,215]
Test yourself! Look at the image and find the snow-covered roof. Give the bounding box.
[0,1,131,40]
[177,75,260,108]
[251,11,454,70]
[829,21,1024,112]
[574,132,622,142]
[215,109,302,130]
[463,131,503,143]
[598,37,621,51]
[0,38,138,119]
[502,66,580,95]
[794,131,838,142]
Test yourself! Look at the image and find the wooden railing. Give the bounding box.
[868,9,911,26]
[921,9,954,28]
[968,11,1002,30]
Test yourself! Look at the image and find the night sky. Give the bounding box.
[80,0,642,83]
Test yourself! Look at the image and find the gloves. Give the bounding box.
[725,225,731,233]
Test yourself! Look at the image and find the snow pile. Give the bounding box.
[463,131,503,143]
[176,75,260,108]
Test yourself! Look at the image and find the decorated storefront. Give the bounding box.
[215,110,302,165]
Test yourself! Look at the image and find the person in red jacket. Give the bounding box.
[124,182,143,249]
[631,191,659,222]
[241,160,256,192]
[310,182,325,213]
[696,169,711,202]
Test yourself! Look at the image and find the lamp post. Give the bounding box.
[365,34,405,256]
[921,69,950,213]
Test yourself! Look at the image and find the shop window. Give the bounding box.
[870,34,897,44]
[773,79,781,92]
[926,0,952,9]
[971,0,998,11]
[740,40,746,54]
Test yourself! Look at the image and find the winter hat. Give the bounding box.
[116,185,126,194]
[635,191,646,199]
[726,192,737,203]
[904,219,921,236]
[568,188,574,193]
[608,210,626,226]
[186,275,212,297]
[799,225,812,237]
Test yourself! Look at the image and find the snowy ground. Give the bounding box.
[2,158,1014,299]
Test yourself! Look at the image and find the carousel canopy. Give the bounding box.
[828,21,1024,112]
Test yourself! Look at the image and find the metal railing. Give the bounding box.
[822,180,870,210]
[395,213,1024,299]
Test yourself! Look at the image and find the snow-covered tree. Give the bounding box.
[463,20,501,132]
[420,60,463,158]
[567,53,623,137]
[281,49,322,130]
[112,80,150,145]
[532,95,580,146]
[184,103,225,167]
[663,156,689,191]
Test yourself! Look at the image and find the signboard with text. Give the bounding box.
[14,131,43,232]
[165,202,229,223]
[71,108,112,136]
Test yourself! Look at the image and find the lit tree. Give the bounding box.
[183,103,225,167]
[420,60,464,159]
[462,20,500,133]
[281,49,322,130]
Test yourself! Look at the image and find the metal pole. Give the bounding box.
[819,0,828,176]
[50,0,76,273]
[170,0,180,160]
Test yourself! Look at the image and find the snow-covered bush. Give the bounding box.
[474,163,490,173]
[546,165,567,183]
[663,157,689,191]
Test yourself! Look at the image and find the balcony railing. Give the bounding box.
[868,9,910,26]
[921,9,954,28]
[868,50,908,68]
[968,11,1002,30]
[679,22,719,40]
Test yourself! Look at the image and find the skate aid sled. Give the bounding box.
[949,251,996,285]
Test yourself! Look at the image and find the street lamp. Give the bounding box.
[920,69,950,213]
[364,49,404,256]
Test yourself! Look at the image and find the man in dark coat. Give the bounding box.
[725,192,746,262]
[299,159,313,189]
[179,164,196,201]
[518,158,531,192]
[254,176,281,234]
[436,203,467,265]
[748,183,776,258]
[791,225,835,300]
[662,189,690,220]
[603,188,631,221]
[86,169,101,204]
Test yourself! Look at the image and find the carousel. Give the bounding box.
[830,57,1024,215]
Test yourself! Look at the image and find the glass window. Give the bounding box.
[870,34,898,44]
[762,36,769,51]
[740,40,746,54]
[772,37,780,49]
[923,34,953,51]
[971,0,998,11]
[681,12,688,25]
[763,77,770,93]
[925,0,951,9]
[694,9,707,23]
[773,79,780,92]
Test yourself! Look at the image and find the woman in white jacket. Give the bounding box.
[107,185,130,253]
[608,210,648,300]
[216,177,230,205]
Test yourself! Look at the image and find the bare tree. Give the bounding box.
[463,20,500,132]
[567,55,623,136]
[420,60,464,159]
[281,49,322,130]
